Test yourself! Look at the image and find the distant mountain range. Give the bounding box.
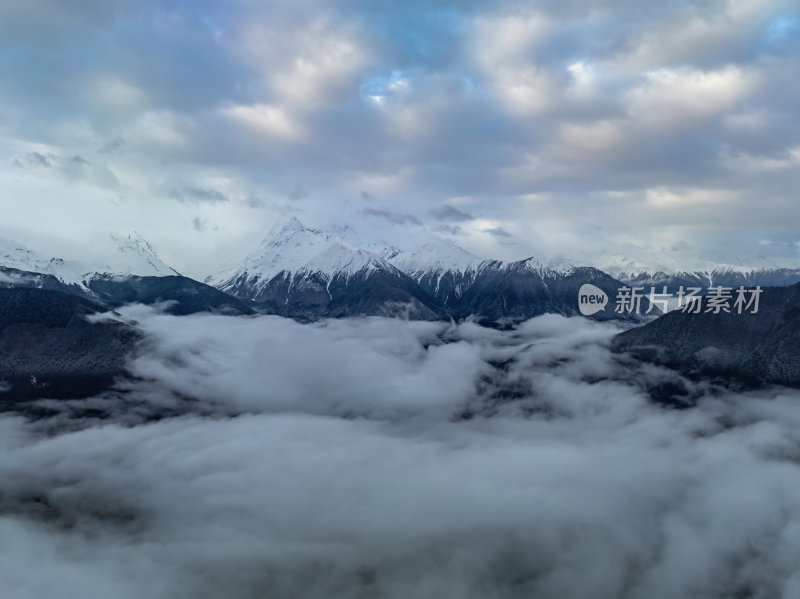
[0,232,178,285]
[0,234,251,316]
[0,218,798,323]
[591,251,800,294]
[0,222,797,401]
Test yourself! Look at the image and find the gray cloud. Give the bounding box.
[14,152,56,168]
[670,240,691,252]
[363,208,422,226]
[434,224,464,235]
[484,226,512,238]
[13,152,120,190]
[169,186,229,205]
[243,193,266,208]
[99,137,125,154]
[430,205,475,222]
[12,152,56,168]
[288,185,309,201]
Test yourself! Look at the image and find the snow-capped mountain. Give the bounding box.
[210,219,652,322]
[387,238,644,322]
[390,237,578,282]
[107,232,180,278]
[450,260,642,323]
[211,218,386,286]
[389,239,581,310]
[389,238,486,304]
[391,237,483,276]
[0,232,178,289]
[0,234,251,315]
[211,218,442,319]
[326,223,400,261]
[588,250,800,292]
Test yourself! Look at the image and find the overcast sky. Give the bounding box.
[1,0,798,277]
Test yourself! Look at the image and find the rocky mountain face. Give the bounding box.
[612,283,800,387]
[0,288,140,401]
[85,275,254,316]
[447,262,648,323]
[390,238,484,305]
[390,238,655,323]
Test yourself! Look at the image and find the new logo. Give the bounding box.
[578,284,608,316]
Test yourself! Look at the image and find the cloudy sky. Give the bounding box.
[1,0,799,276]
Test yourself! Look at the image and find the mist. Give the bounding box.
[2,308,800,598]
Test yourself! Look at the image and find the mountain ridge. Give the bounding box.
[612,283,800,389]
[211,218,655,322]
[0,233,251,316]
[2,218,798,323]
[210,218,444,319]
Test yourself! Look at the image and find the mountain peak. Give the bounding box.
[0,232,179,286]
[391,237,482,275]
[327,222,400,260]
[214,217,395,287]
[110,231,156,259]
[0,236,53,274]
[107,232,179,277]
[278,216,307,234]
[513,256,576,277]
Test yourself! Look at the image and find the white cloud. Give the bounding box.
[221,104,302,141]
[87,75,148,113]
[0,313,800,597]
[627,66,758,130]
[234,14,369,110]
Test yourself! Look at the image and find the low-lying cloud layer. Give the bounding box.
[2,309,800,598]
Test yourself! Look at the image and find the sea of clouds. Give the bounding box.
[2,307,800,598]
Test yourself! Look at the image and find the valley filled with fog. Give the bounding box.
[2,309,800,599]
